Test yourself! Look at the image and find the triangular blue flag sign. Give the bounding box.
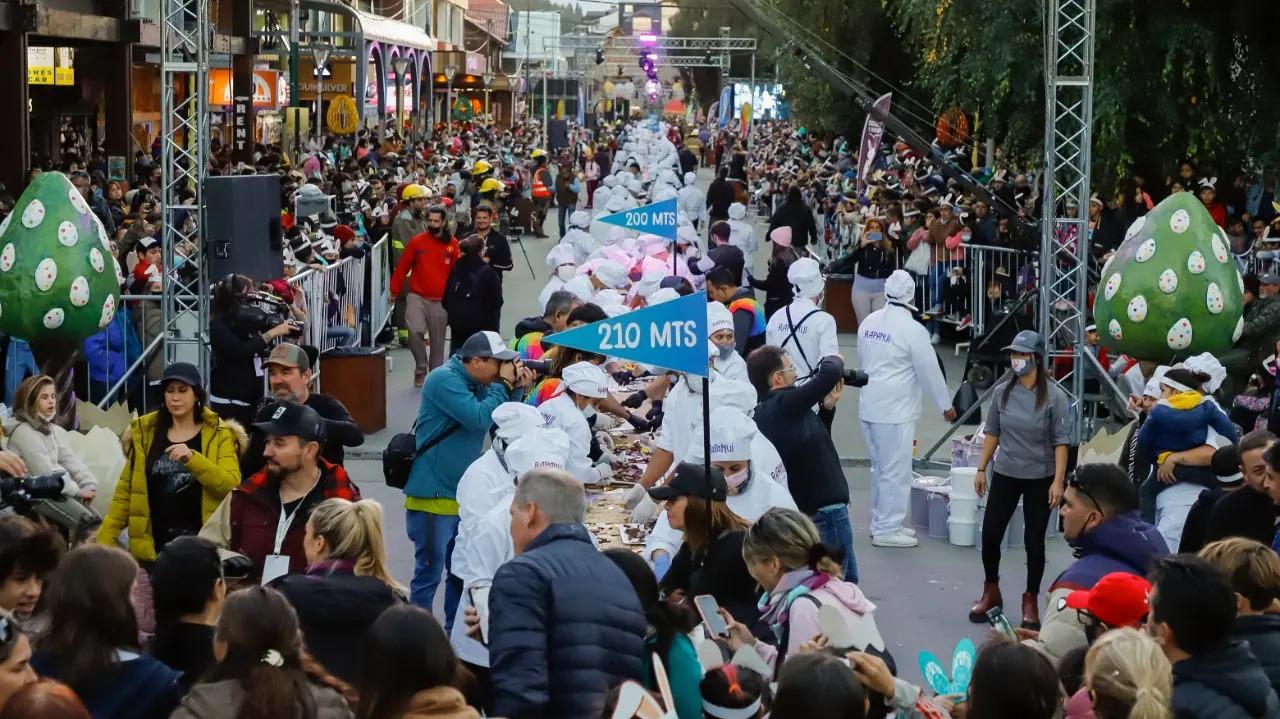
[596,197,678,241]
[543,290,709,376]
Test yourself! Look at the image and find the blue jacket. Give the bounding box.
[2,335,37,407]
[32,651,184,719]
[1172,641,1280,719]
[1136,395,1238,468]
[1052,511,1168,591]
[83,310,142,385]
[406,356,514,500]
[489,523,647,719]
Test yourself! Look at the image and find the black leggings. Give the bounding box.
[981,471,1053,594]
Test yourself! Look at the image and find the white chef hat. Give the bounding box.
[708,301,734,337]
[633,266,666,300]
[884,270,917,311]
[709,407,756,461]
[562,361,609,398]
[569,210,591,229]
[606,195,627,213]
[592,260,629,289]
[492,402,546,443]
[648,287,681,305]
[603,175,619,188]
[684,171,697,185]
[728,202,747,220]
[677,225,699,245]
[1143,365,1171,398]
[594,288,625,306]
[545,243,577,269]
[788,258,824,300]
[711,378,759,413]
[1179,353,1227,394]
[506,427,572,477]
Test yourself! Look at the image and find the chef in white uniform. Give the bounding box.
[454,402,545,542]
[765,258,839,386]
[538,244,578,313]
[644,407,798,578]
[857,270,956,548]
[539,361,614,484]
[449,428,572,669]
[727,202,756,257]
[561,210,598,264]
[678,171,707,230]
[708,302,749,383]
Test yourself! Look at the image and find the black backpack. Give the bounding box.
[381,420,459,489]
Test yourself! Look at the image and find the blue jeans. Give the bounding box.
[405,509,463,630]
[811,504,859,584]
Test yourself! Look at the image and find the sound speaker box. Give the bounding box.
[204,174,283,281]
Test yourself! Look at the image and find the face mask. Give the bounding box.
[724,466,749,491]
[866,231,883,242]
[717,343,735,361]
[1011,358,1034,376]
[583,405,597,419]
[556,265,576,281]
[1266,354,1279,377]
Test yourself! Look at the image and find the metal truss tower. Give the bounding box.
[160,0,211,376]
[1040,0,1096,442]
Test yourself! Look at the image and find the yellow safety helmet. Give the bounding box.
[478,178,504,194]
[530,148,547,159]
[471,160,492,176]
[401,183,430,201]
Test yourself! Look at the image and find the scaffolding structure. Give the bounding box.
[1040,0,1096,442]
[159,0,212,376]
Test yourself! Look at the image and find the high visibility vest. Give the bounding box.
[531,171,552,199]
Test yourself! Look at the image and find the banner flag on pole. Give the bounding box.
[595,197,678,241]
[543,290,709,376]
[856,92,893,194]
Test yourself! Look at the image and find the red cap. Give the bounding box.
[333,225,356,243]
[1065,572,1151,628]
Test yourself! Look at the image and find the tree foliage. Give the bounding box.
[888,0,1280,182]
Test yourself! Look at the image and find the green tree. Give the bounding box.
[889,0,1280,181]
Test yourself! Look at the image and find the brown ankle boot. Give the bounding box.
[968,581,1002,623]
[1021,592,1041,630]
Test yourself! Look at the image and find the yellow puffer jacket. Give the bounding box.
[97,407,247,562]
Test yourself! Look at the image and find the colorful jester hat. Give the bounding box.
[1093,192,1245,364]
[0,172,123,341]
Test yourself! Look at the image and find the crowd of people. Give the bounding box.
[0,103,1276,719]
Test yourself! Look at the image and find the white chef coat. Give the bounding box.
[710,350,749,384]
[454,449,514,546]
[538,392,596,484]
[538,276,569,313]
[678,185,706,224]
[766,297,840,385]
[856,303,951,424]
[728,218,756,257]
[644,460,799,560]
[561,229,598,265]
[450,494,515,667]
[654,378,701,462]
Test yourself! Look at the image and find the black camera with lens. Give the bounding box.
[842,369,870,388]
[0,472,67,516]
[228,291,303,336]
[521,359,551,375]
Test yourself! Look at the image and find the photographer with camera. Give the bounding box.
[857,270,956,549]
[748,346,860,583]
[208,274,297,427]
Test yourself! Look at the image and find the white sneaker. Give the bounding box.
[898,527,917,537]
[930,332,942,345]
[871,532,919,548]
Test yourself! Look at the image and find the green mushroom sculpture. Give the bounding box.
[1094,192,1245,364]
[0,172,122,341]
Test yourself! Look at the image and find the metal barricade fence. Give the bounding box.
[368,239,392,341]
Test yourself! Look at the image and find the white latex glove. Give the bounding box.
[593,413,622,432]
[630,493,658,524]
[595,430,616,452]
[598,449,619,466]
[595,463,615,482]
[623,482,648,509]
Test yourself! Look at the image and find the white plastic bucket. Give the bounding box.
[949,496,979,523]
[949,518,977,547]
[950,467,979,500]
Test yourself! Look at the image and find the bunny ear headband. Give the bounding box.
[696,640,769,719]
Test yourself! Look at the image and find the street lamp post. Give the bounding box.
[391,56,410,141]
[482,71,494,123]
[311,43,332,137]
[505,72,520,127]
[445,65,457,135]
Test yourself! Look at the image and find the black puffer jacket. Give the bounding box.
[1172,641,1280,719]
[1233,615,1280,700]
[274,561,399,684]
[488,523,646,719]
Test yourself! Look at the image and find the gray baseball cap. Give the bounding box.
[1003,330,1045,354]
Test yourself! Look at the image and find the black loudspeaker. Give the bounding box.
[204,175,283,281]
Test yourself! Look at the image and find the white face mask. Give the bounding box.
[724,465,749,491]
[583,405,597,419]
[556,265,576,281]
[1011,358,1033,376]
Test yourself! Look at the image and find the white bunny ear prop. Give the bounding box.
[697,638,726,673]
[610,681,671,719]
[651,654,678,719]
[730,645,773,677]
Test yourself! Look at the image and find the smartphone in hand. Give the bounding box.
[986,606,1017,640]
[469,586,492,644]
[694,594,729,637]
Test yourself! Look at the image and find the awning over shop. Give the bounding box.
[354,8,435,52]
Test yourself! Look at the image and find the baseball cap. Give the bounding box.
[1261,272,1280,286]
[1064,572,1151,628]
[458,330,517,361]
[253,400,326,442]
[159,362,201,389]
[1211,444,1243,485]
[647,462,728,502]
[1004,329,1046,354]
[263,342,311,371]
